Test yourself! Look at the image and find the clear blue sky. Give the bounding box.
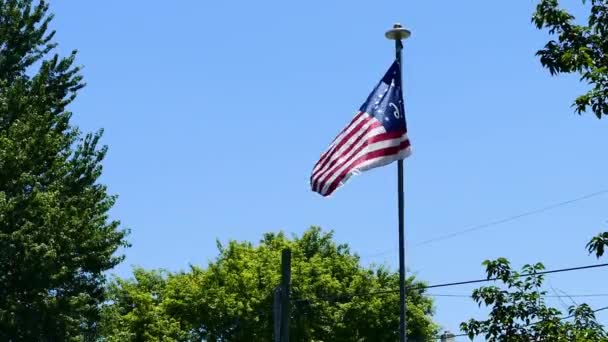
[52,0,607,337]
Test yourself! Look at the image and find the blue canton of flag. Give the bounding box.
[310,60,411,197]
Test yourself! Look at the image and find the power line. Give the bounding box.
[359,189,608,260]
[427,293,608,298]
[417,189,608,246]
[561,306,608,320]
[440,305,608,340]
[293,262,608,302]
[289,261,608,340]
[424,262,608,291]
[594,306,608,314]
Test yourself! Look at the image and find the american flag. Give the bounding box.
[310,61,411,197]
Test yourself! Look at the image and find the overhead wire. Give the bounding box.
[436,305,608,340]
[426,293,608,298]
[292,262,608,302]
[358,189,608,260]
[417,189,608,247]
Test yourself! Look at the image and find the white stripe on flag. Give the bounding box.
[312,124,386,188]
[323,148,411,196]
[312,113,370,174]
[319,135,408,195]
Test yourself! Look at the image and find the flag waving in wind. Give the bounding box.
[310,61,411,197]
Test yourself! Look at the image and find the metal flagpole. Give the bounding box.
[385,23,411,342]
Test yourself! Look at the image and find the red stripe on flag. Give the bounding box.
[327,112,365,148]
[366,130,404,144]
[311,120,382,189]
[322,139,411,196]
[314,131,405,192]
[312,114,371,175]
[313,112,365,169]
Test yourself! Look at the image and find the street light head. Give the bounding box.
[385,23,411,40]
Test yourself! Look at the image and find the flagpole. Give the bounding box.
[385,23,411,342]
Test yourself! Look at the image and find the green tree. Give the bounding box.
[461,258,607,341]
[101,227,438,342]
[533,0,608,118]
[532,0,608,118]
[587,231,608,257]
[0,1,129,340]
[464,6,608,338]
[533,0,608,259]
[100,269,193,342]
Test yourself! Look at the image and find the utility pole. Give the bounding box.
[280,249,291,342]
[440,331,456,342]
[273,286,282,342]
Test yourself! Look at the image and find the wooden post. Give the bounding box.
[273,286,281,342]
[440,331,456,342]
[280,249,291,342]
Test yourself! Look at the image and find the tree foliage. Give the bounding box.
[533,0,608,118]
[100,227,438,342]
[587,231,608,258]
[461,258,607,341]
[0,1,129,340]
[533,0,608,260]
